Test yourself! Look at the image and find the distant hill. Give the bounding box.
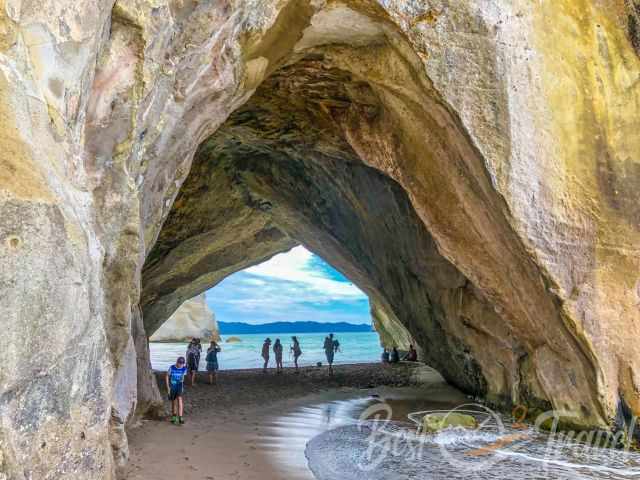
[218,321,373,335]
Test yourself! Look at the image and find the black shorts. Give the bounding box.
[169,385,183,400]
[187,357,199,372]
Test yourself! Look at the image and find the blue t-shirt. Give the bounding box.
[168,365,187,387]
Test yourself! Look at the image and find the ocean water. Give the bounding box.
[149,331,381,371]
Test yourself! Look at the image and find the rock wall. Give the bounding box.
[370,299,415,352]
[0,1,638,478]
[149,294,220,342]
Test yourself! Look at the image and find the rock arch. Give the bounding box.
[1,1,639,479]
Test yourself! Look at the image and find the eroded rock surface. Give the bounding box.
[1,0,639,478]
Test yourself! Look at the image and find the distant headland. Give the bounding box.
[218,321,373,335]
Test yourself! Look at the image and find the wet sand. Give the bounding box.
[125,363,461,480]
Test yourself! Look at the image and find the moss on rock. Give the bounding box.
[422,412,478,433]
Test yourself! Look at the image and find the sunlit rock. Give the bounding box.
[149,294,219,343]
[1,0,638,478]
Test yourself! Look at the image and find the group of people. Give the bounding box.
[165,334,344,425]
[261,334,340,374]
[261,337,299,373]
[381,344,418,364]
[185,337,221,386]
[165,338,221,425]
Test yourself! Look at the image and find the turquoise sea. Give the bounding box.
[149,331,381,371]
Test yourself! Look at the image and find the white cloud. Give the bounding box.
[244,246,366,300]
[205,246,371,325]
[242,278,267,286]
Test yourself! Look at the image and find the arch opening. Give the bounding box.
[4,1,640,478]
[147,246,396,370]
[138,1,605,430]
[140,85,492,398]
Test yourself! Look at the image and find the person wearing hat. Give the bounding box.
[166,356,188,425]
[261,338,272,373]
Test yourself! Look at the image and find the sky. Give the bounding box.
[205,246,371,325]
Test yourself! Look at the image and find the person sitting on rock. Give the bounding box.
[389,347,400,363]
[166,356,188,425]
[206,340,221,385]
[403,344,418,362]
[381,348,390,363]
[261,338,271,373]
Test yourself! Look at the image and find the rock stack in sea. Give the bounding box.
[150,294,220,343]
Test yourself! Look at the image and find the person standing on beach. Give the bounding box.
[291,336,302,373]
[261,338,272,373]
[274,338,284,373]
[165,356,188,425]
[206,340,221,385]
[186,339,201,386]
[323,333,339,375]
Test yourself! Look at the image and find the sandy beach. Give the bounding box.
[125,363,462,480]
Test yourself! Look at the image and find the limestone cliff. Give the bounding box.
[0,1,638,478]
[149,294,219,343]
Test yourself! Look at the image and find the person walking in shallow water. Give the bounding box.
[206,340,221,385]
[291,336,302,373]
[261,338,271,373]
[166,356,188,425]
[273,338,284,373]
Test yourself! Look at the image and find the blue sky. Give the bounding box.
[205,246,371,325]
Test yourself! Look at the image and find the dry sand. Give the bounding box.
[125,363,430,480]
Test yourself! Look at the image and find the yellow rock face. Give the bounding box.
[531,0,640,418]
[0,74,53,203]
[1,1,638,478]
